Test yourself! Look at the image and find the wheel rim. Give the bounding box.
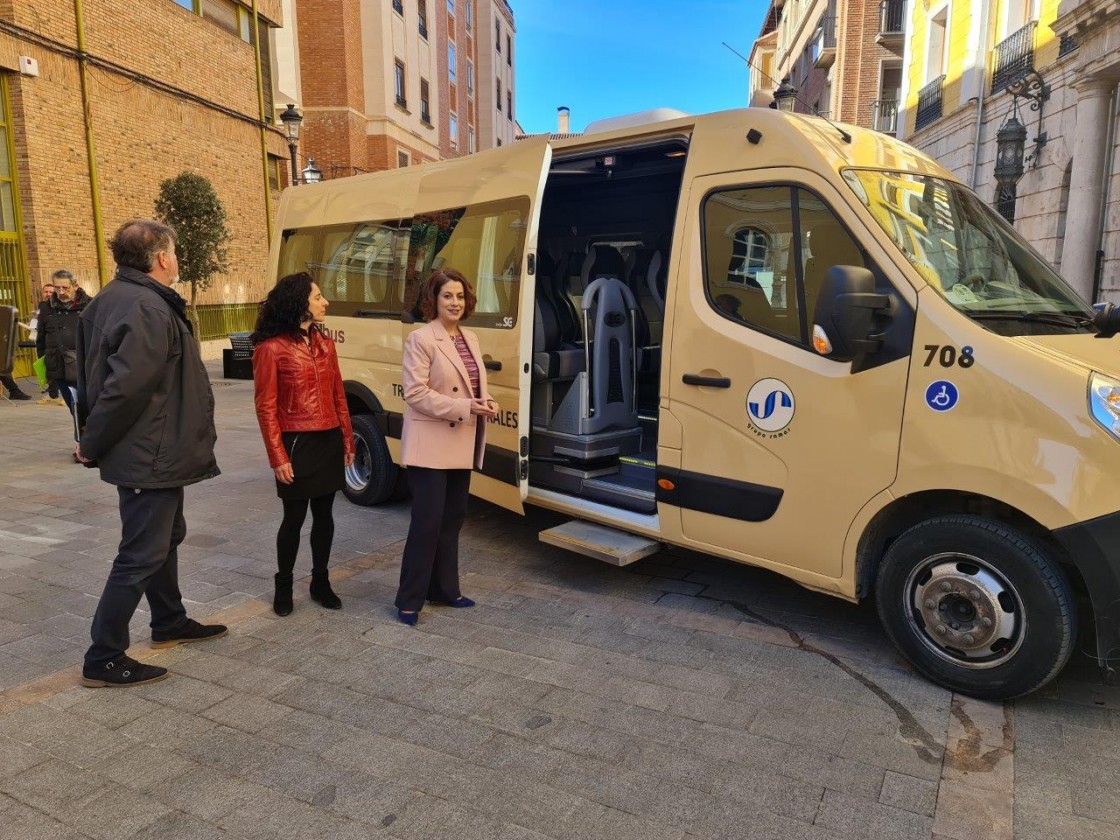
[345,434,371,492]
[904,552,1025,670]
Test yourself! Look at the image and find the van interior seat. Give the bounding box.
[579,271,640,435]
[623,248,666,367]
[532,254,585,383]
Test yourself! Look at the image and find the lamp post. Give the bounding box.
[301,159,323,185]
[279,103,303,187]
[772,78,799,112]
[994,111,1027,223]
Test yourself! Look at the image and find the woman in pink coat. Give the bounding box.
[396,268,498,625]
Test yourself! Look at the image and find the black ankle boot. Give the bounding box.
[274,574,293,616]
[309,574,342,610]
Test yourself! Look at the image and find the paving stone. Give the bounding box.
[878,770,937,817]
[57,784,173,840]
[94,743,198,792]
[130,809,232,840]
[0,758,112,812]
[814,789,934,840]
[1014,803,1119,840]
[200,694,295,733]
[152,767,276,822]
[0,798,90,840]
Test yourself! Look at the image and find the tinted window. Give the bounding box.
[406,197,528,329]
[703,185,866,346]
[317,221,410,317]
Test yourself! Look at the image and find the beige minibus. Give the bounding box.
[268,107,1120,699]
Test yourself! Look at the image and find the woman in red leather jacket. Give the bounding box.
[251,272,355,616]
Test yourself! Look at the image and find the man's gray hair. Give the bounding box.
[51,269,75,284]
[108,220,177,273]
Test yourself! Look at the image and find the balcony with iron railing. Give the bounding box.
[991,21,1037,95]
[1059,33,1078,58]
[877,0,905,49]
[915,75,945,131]
[813,14,837,69]
[871,99,899,134]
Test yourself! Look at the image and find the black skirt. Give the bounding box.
[276,427,346,500]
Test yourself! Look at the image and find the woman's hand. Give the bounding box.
[344,453,355,467]
[274,462,295,484]
[470,399,498,418]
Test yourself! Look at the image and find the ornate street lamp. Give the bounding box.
[772,78,799,112]
[301,158,323,184]
[994,111,1027,223]
[279,103,303,187]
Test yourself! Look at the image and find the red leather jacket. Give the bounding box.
[252,328,355,468]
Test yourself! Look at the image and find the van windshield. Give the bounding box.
[843,169,1096,335]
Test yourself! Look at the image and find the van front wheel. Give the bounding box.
[875,515,1075,700]
[343,415,399,506]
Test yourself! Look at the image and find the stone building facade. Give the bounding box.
[899,0,1118,306]
[0,0,289,347]
[277,0,515,178]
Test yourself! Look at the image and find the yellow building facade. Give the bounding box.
[899,0,1119,307]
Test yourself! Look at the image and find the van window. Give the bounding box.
[317,221,410,317]
[703,185,866,346]
[405,196,528,328]
[278,228,320,280]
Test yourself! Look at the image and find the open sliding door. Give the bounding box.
[407,136,552,512]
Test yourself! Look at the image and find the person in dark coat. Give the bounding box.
[76,219,227,688]
[36,270,91,450]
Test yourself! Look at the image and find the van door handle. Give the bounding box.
[682,373,731,388]
[483,357,502,372]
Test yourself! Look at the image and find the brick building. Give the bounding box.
[749,0,907,134]
[0,0,290,368]
[275,0,516,178]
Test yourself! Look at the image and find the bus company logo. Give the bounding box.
[746,378,795,435]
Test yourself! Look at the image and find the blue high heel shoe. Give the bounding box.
[446,597,475,608]
[397,609,419,626]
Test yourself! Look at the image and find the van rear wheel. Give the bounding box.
[875,515,1075,700]
[343,415,399,506]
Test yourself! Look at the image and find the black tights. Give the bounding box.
[276,493,336,582]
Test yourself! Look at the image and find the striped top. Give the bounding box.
[452,333,481,398]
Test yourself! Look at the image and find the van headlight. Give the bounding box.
[1090,372,1120,440]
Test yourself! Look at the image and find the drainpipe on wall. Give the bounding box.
[73,0,108,287]
[1092,88,1118,303]
[251,0,273,247]
[969,0,995,189]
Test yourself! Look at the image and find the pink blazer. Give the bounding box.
[400,321,493,470]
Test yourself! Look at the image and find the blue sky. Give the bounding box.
[513,0,768,134]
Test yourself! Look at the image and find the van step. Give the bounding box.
[539,520,661,567]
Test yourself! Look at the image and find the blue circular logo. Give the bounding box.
[925,380,959,412]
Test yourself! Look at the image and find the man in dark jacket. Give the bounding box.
[36,270,91,448]
[77,219,226,688]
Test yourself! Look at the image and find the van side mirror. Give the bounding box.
[812,266,891,362]
[1094,302,1120,338]
[0,306,17,377]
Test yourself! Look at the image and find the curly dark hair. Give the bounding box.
[418,268,476,322]
[250,272,315,345]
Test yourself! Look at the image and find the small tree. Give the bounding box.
[154,172,231,333]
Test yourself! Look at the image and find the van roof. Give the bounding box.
[277,108,957,229]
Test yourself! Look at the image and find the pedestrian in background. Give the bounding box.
[0,373,31,400]
[77,219,226,688]
[26,282,62,403]
[36,270,90,454]
[395,268,497,625]
[251,272,354,617]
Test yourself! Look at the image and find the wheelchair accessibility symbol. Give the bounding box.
[925,380,959,412]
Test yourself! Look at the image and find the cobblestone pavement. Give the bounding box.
[0,367,1118,840]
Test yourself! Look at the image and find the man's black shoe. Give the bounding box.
[81,656,168,688]
[8,391,31,401]
[151,618,228,649]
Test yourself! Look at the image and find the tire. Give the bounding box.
[343,414,399,506]
[875,514,1075,700]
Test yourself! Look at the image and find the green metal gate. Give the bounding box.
[0,74,31,378]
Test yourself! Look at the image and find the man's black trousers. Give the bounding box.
[395,467,470,611]
[84,486,189,668]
